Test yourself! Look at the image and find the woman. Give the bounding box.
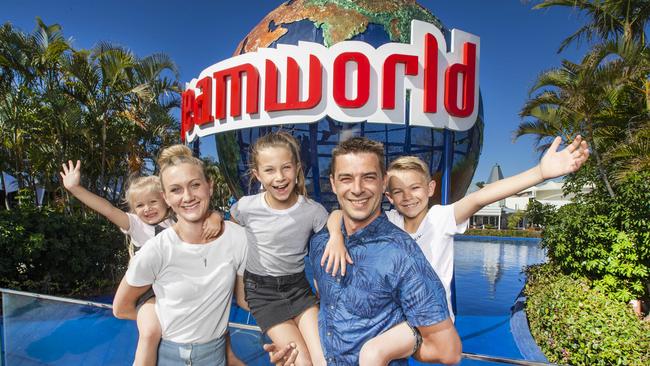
[113,144,247,365]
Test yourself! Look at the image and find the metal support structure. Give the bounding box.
[441,128,458,314]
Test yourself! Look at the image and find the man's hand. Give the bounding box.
[539,135,590,180]
[263,342,299,366]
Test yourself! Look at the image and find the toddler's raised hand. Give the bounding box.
[60,160,82,191]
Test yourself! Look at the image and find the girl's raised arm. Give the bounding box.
[60,160,130,230]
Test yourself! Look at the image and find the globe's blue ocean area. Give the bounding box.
[1,239,546,365]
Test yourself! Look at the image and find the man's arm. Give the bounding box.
[454,135,589,224]
[414,319,461,365]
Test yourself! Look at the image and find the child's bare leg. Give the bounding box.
[134,298,160,366]
[359,321,416,366]
[266,320,313,366]
[294,305,326,366]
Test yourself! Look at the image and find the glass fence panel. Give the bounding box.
[2,291,135,365]
[1,290,551,366]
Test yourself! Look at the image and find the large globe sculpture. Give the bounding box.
[215,0,483,210]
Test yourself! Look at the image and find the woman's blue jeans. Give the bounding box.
[157,336,226,366]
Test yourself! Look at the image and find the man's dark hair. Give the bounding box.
[331,137,386,176]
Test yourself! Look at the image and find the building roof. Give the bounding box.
[487,164,504,184]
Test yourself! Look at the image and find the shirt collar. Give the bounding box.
[340,211,388,246]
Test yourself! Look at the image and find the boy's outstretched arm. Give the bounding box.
[60,160,130,230]
[321,209,353,276]
[454,135,589,224]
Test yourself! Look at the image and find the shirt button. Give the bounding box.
[336,278,341,283]
[329,305,334,310]
[327,331,331,337]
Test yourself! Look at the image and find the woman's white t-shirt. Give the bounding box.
[126,221,247,344]
[385,204,468,318]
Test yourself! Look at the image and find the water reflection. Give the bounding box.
[454,240,546,316]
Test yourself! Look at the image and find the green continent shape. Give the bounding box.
[305,0,444,45]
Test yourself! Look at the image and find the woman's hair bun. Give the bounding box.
[158,144,193,167]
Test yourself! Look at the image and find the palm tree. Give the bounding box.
[518,55,620,197]
[1,19,181,209]
[534,0,650,52]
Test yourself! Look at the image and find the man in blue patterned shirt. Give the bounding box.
[308,137,461,365]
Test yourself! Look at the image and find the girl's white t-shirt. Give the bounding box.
[385,204,468,318]
[126,221,247,344]
[230,193,328,276]
[120,212,174,247]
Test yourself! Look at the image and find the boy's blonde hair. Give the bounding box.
[124,175,163,211]
[387,156,432,182]
[157,144,210,188]
[248,131,307,197]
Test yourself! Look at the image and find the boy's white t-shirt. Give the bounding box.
[126,221,247,344]
[120,212,174,247]
[385,204,468,318]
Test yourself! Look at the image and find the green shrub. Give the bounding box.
[0,206,129,296]
[463,228,541,238]
[542,172,650,302]
[525,263,650,365]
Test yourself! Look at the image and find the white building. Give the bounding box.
[468,164,586,229]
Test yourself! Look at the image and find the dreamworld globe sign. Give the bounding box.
[180,0,483,210]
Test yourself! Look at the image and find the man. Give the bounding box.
[269,137,461,365]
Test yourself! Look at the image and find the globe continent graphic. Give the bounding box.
[215,0,483,210]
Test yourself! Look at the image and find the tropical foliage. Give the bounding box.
[525,263,650,365]
[0,205,127,296]
[0,19,186,295]
[519,0,650,294]
[521,1,650,363]
[543,171,650,302]
[520,1,650,196]
[0,18,181,210]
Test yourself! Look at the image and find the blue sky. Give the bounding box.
[4,0,589,185]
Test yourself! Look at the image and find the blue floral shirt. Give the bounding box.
[309,212,450,365]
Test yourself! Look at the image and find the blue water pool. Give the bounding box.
[1,238,547,365]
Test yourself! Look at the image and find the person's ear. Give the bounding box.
[385,190,395,205]
[252,168,261,183]
[428,179,436,198]
[329,174,337,195]
[162,190,171,206]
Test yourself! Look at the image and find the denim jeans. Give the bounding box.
[158,336,226,366]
